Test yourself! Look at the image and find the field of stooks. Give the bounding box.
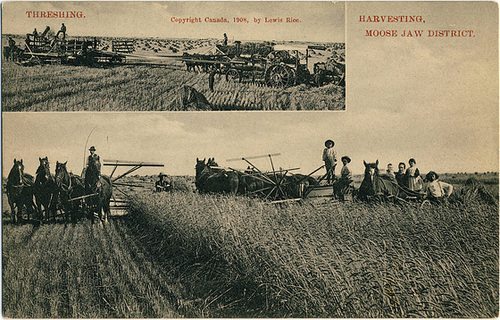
[2,173,498,318]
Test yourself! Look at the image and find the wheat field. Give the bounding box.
[3,180,498,317]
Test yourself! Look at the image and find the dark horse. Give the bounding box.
[195,158,239,194]
[34,157,58,221]
[357,160,401,201]
[6,159,35,223]
[196,158,317,200]
[85,155,112,222]
[55,161,85,222]
[239,170,316,200]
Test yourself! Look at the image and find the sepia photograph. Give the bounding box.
[2,1,345,111]
[1,1,499,319]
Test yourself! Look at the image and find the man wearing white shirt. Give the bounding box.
[424,171,453,201]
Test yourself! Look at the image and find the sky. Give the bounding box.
[1,1,345,43]
[2,109,498,178]
[2,2,499,178]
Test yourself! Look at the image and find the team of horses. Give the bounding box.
[196,158,425,202]
[5,157,112,223]
[6,156,423,223]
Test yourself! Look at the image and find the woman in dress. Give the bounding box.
[405,158,423,191]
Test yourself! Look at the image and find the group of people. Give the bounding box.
[322,139,453,200]
[31,23,66,40]
[322,139,354,200]
[386,159,453,199]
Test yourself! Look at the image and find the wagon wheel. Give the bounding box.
[265,174,293,201]
[266,65,295,88]
[243,170,297,202]
[225,68,241,83]
[326,59,345,86]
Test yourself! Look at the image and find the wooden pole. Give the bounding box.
[226,153,281,162]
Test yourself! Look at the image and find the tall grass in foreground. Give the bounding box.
[129,192,498,317]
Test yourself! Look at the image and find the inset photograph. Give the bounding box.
[2,1,345,111]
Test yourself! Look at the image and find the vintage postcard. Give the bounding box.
[2,1,345,111]
[2,1,499,319]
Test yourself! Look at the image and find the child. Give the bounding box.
[334,156,353,200]
[322,139,337,185]
[405,158,423,191]
[386,163,396,181]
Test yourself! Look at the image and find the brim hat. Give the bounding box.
[325,139,334,147]
[426,171,439,181]
[341,156,351,163]
[89,146,96,151]
[158,172,166,177]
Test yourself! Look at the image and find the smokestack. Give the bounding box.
[41,26,50,38]
[235,41,241,56]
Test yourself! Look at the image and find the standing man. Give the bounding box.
[8,37,16,61]
[56,23,66,39]
[322,139,337,185]
[223,33,228,46]
[209,67,217,92]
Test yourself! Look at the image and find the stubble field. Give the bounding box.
[1,61,344,111]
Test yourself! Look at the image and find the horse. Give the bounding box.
[357,160,401,201]
[183,53,202,72]
[176,85,211,111]
[282,174,318,199]
[238,166,269,197]
[55,161,85,222]
[85,154,112,222]
[34,157,58,221]
[195,158,239,194]
[6,159,35,223]
[238,168,317,200]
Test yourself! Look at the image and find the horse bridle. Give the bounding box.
[56,173,72,192]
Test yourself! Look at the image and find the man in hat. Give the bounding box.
[322,139,337,185]
[155,172,172,192]
[86,146,101,176]
[334,156,353,200]
[423,171,453,202]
